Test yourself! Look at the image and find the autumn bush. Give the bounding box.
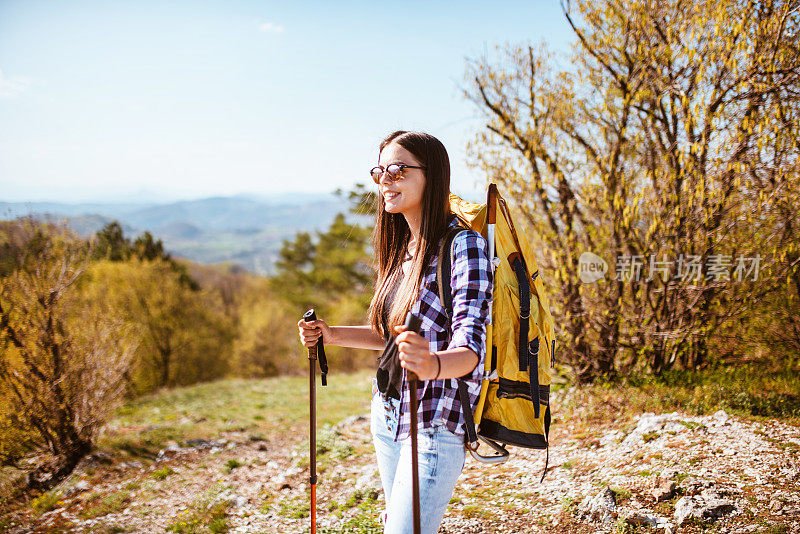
[0,219,136,486]
[465,0,800,381]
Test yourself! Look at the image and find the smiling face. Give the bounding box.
[377,141,425,219]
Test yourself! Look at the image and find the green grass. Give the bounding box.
[100,370,373,459]
[559,360,800,428]
[165,482,232,534]
[278,494,310,519]
[338,491,382,532]
[151,466,176,480]
[222,459,242,474]
[611,487,631,503]
[79,490,131,519]
[642,431,659,442]
[462,504,491,519]
[29,488,63,516]
[624,360,800,422]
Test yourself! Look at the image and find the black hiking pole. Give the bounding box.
[303,309,328,534]
[403,311,423,534]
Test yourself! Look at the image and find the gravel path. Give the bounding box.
[4,396,799,533]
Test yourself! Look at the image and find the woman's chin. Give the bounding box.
[384,202,402,214]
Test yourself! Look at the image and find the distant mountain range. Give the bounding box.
[0,193,354,275]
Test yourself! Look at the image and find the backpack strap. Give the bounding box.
[457,379,479,446]
[540,404,551,482]
[436,225,466,316]
[510,252,540,420]
[435,224,480,445]
[509,254,530,372]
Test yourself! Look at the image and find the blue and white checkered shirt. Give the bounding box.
[393,217,492,441]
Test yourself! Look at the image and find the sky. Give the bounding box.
[0,0,573,203]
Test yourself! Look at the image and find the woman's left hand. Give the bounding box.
[394,325,438,380]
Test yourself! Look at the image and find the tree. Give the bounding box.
[92,221,131,262]
[273,211,374,314]
[82,259,234,393]
[0,220,136,487]
[465,0,800,380]
[271,188,377,371]
[133,230,165,261]
[92,222,199,290]
[232,277,300,377]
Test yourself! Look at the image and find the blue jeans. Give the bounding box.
[370,379,466,534]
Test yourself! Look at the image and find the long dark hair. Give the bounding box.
[368,130,451,338]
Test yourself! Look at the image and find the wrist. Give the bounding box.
[432,351,441,380]
[327,326,338,346]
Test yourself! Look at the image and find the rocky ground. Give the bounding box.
[2,388,799,533]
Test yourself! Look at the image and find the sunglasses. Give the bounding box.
[370,163,426,184]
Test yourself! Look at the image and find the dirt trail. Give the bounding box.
[3,399,799,533]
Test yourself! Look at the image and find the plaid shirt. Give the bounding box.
[392,217,493,441]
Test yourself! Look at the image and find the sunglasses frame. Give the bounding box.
[370,163,426,184]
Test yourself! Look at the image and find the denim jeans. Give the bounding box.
[370,379,466,534]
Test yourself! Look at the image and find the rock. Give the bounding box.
[652,480,676,502]
[580,487,616,523]
[704,498,735,517]
[156,443,183,461]
[783,504,800,514]
[701,488,732,500]
[675,496,702,525]
[674,495,736,526]
[654,516,675,534]
[86,451,114,464]
[355,465,381,494]
[284,466,303,477]
[769,499,783,512]
[711,410,730,426]
[233,495,249,508]
[63,479,91,497]
[622,413,667,445]
[185,438,228,450]
[679,477,714,496]
[272,474,291,491]
[625,510,657,527]
[333,414,368,432]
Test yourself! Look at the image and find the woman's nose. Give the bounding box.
[378,171,394,186]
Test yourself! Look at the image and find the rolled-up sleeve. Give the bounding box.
[447,230,492,362]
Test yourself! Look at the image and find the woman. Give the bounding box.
[297,130,492,534]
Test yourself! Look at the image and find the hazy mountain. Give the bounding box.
[0,193,351,275]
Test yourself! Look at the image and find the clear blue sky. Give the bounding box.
[0,0,572,203]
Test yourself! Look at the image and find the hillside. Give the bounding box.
[1,372,797,533]
[0,194,349,275]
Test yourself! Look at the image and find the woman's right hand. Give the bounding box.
[297,318,334,347]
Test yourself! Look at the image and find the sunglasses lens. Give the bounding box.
[370,168,383,183]
[386,164,402,181]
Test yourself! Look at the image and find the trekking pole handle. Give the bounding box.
[303,309,328,385]
[304,309,318,361]
[403,312,422,381]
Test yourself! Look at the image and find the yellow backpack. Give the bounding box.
[437,184,555,478]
